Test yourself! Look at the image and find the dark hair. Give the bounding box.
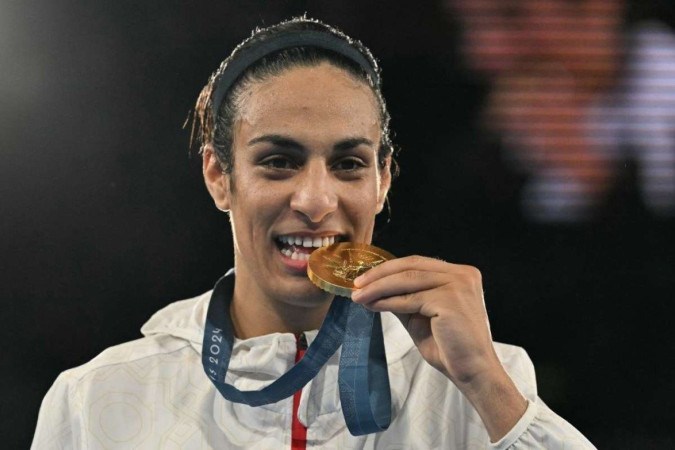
[192,17,396,176]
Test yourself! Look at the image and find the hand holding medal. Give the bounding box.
[338,251,528,436]
[310,243,527,439]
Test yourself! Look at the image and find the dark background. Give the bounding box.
[2,1,674,448]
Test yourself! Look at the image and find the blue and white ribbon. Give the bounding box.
[202,270,391,435]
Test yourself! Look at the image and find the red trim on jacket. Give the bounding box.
[291,333,308,450]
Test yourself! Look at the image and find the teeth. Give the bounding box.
[277,234,340,249]
[288,250,310,261]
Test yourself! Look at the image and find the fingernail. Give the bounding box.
[353,275,364,287]
[351,289,363,301]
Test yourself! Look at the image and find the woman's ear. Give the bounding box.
[376,156,392,214]
[202,144,231,212]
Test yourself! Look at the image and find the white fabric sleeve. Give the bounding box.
[489,398,596,450]
[31,372,82,449]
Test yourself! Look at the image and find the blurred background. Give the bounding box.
[2,0,674,447]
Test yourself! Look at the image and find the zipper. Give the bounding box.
[291,332,308,450]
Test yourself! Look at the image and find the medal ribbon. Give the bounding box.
[202,270,391,435]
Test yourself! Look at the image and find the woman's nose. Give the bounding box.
[290,164,338,223]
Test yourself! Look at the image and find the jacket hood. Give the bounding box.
[139,286,416,365]
[138,281,419,438]
[141,290,211,346]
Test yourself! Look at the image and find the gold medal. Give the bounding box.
[307,242,395,298]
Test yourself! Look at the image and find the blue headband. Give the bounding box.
[210,30,380,116]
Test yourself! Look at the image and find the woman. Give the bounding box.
[33,18,594,449]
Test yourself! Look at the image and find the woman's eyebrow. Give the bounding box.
[334,137,374,152]
[247,135,373,151]
[248,134,304,150]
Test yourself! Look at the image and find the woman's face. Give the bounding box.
[204,62,390,307]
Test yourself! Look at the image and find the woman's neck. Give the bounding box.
[229,275,333,339]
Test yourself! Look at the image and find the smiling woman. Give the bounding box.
[32,17,595,449]
[203,62,390,330]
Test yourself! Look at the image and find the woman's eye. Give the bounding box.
[261,156,296,170]
[334,158,366,171]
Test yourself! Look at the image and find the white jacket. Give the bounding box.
[33,290,595,449]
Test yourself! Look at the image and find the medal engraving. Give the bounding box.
[308,243,395,298]
[322,251,385,282]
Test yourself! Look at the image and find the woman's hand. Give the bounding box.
[351,255,528,441]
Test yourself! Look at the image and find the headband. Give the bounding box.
[210,29,380,116]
